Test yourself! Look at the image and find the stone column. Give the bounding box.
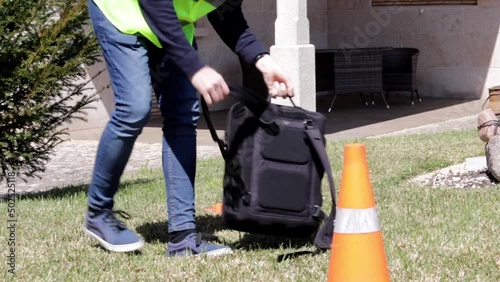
[270,0,316,112]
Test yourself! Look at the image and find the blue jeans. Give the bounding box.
[87,0,199,233]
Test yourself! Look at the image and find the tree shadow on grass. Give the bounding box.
[1,177,155,201]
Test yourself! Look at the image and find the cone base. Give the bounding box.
[327,232,390,282]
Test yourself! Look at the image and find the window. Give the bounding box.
[372,0,477,5]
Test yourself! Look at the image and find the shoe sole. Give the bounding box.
[84,227,144,253]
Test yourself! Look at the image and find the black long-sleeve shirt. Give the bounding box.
[139,0,267,78]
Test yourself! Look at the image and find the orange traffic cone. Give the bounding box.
[327,143,390,282]
[209,202,223,215]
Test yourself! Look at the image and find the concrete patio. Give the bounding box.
[68,93,484,145]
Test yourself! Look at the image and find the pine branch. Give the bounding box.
[0,0,103,180]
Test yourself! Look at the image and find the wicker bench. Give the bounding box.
[316,47,392,112]
[239,47,420,113]
[382,48,421,106]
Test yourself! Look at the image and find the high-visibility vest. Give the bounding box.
[93,0,226,48]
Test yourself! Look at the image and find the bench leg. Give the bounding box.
[360,93,369,106]
[411,90,422,106]
[328,93,338,113]
[369,93,375,105]
[416,90,422,103]
[379,91,390,109]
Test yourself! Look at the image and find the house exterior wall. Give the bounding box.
[327,0,500,99]
[66,0,327,136]
[66,0,500,137]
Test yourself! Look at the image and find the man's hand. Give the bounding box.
[255,54,295,98]
[191,66,230,105]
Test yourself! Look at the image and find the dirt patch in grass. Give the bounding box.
[409,162,499,189]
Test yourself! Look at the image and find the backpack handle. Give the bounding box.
[227,85,277,125]
[200,85,296,160]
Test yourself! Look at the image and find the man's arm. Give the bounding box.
[139,0,205,78]
[207,2,293,98]
[207,0,268,66]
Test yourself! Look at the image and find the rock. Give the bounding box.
[486,135,500,181]
[477,109,500,143]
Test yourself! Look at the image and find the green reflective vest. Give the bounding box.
[93,0,226,48]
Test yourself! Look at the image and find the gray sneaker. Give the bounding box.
[84,209,144,252]
[166,233,233,257]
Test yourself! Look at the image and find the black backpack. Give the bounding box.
[201,85,337,253]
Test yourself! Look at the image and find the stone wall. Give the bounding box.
[327,0,500,99]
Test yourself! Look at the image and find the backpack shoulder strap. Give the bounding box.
[200,96,228,161]
[304,123,337,252]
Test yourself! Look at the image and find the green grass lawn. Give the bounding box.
[1,129,499,281]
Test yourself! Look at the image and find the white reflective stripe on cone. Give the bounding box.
[334,207,381,234]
